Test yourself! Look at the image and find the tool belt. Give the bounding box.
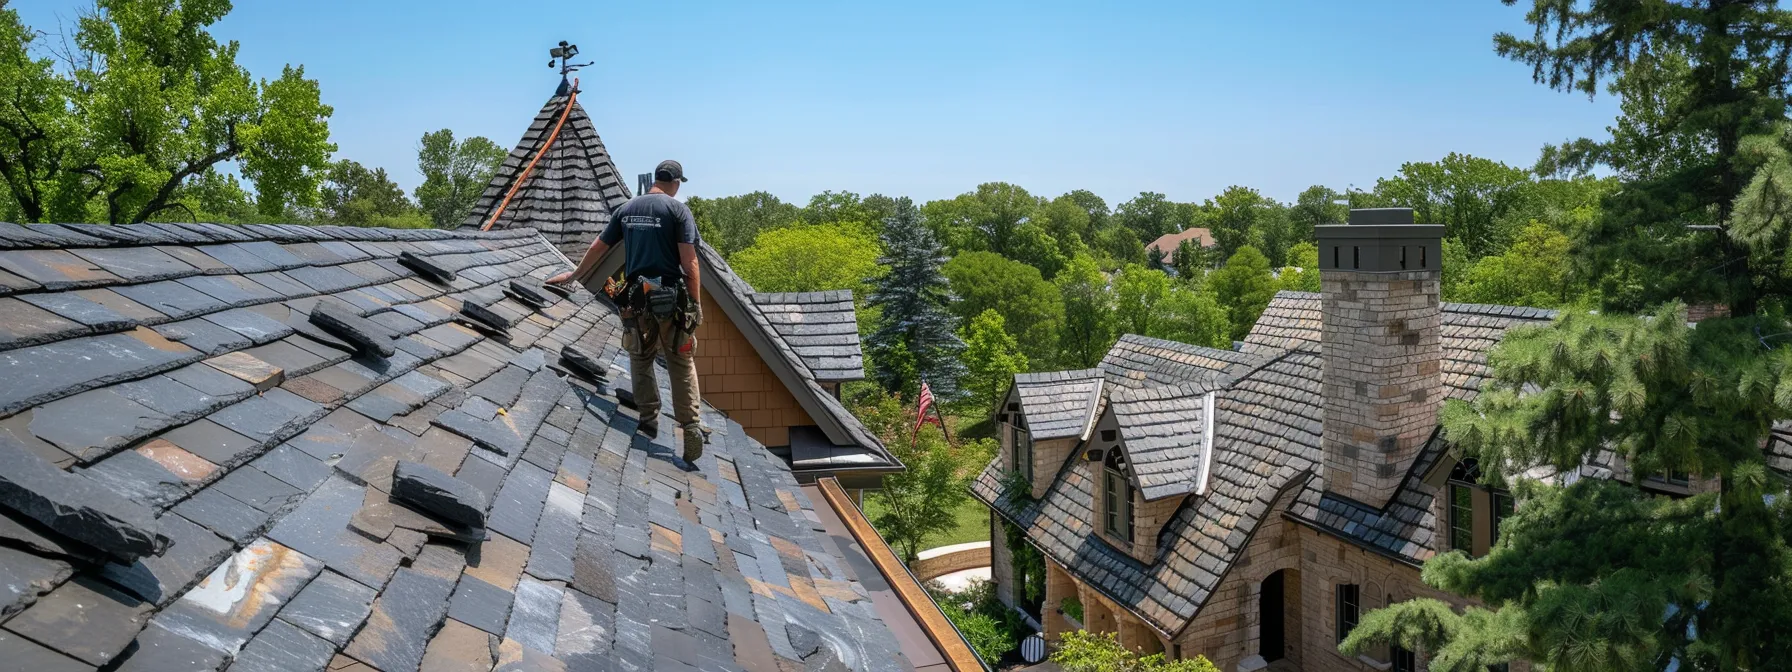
[620,276,694,329]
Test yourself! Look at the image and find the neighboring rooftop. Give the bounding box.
[0,221,959,671]
[973,291,1554,637]
[1145,228,1216,264]
[462,81,633,260]
[753,289,867,383]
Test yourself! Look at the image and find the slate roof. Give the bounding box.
[463,84,633,261]
[974,290,1554,638]
[1007,369,1104,441]
[0,222,932,671]
[1108,383,1211,502]
[1244,291,1558,400]
[1098,333,1257,391]
[752,290,866,383]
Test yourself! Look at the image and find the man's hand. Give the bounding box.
[546,271,575,285]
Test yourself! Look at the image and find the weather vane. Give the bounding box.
[549,41,593,77]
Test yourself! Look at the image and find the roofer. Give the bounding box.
[547,159,706,467]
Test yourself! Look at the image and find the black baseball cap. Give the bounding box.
[654,159,688,183]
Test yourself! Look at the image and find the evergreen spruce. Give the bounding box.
[869,197,967,399]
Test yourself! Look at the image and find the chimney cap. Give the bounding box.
[1349,208,1415,225]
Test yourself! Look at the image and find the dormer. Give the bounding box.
[1094,382,1216,564]
[997,370,1104,500]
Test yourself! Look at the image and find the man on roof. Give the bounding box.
[548,159,706,468]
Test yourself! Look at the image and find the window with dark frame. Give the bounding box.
[1102,450,1134,544]
[1010,421,1033,483]
[1491,491,1515,548]
[1449,482,1474,555]
[1335,584,1360,644]
[1392,645,1417,672]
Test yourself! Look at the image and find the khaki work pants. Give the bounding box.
[622,312,700,429]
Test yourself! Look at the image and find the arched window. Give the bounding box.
[1447,457,1514,557]
[1103,449,1134,543]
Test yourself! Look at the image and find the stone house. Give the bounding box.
[975,208,1713,671]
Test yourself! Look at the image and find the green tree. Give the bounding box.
[960,310,1027,415]
[1064,188,1111,230]
[415,129,506,229]
[1037,193,1095,257]
[1453,221,1574,308]
[802,189,869,226]
[1289,185,1348,240]
[871,419,993,562]
[1114,263,1171,337]
[1051,631,1219,672]
[730,223,882,294]
[1008,221,1068,278]
[1277,241,1322,293]
[317,160,418,227]
[0,0,333,224]
[1206,186,1279,262]
[1373,153,1533,259]
[941,251,1064,368]
[1057,253,1115,367]
[1170,238,1217,278]
[1150,284,1230,349]
[921,182,1040,255]
[688,191,802,258]
[1115,191,1180,245]
[1092,221,1147,266]
[1208,246,1277,341]
[869,197,966,399]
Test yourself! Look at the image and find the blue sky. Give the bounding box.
[17,0,1620,208]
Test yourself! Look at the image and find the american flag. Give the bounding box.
[912,381,945,448]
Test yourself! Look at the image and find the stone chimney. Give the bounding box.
[1315,208,1444,509]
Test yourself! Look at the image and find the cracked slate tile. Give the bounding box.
[277,570,377,647]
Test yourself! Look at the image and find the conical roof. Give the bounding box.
[462,79,632,259]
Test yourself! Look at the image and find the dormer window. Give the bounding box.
[1102,449,1134,544]
[1447,458,1515,558]
[1010,418,1033,483]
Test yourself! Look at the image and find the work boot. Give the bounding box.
[681,423,705,467]
[637,416,660,438]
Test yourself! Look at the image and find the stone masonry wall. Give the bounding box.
[1128,493,1184,565]
[1320,270,1442,510]
[1174,488,1305,670]
[690,292,814,447]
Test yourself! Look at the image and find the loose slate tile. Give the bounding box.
[486,461,554,543]
[504,576,563,656]
[253,442,332,491]
[464,532,530,592]
[0,297,86,349]
[159,419,260,466]
[201,308,293,344]
[151,538,323,654]
[0,544,73,620]
[29,387,170,462]
[18,292,135,332]
[0,630,95,672]
[453,451,507,504]
[267,475,394,590]
[391,460,488,528]
[99,513,235,606]
[341,559,462,672]
[420,619,497,672]
[278,570,377,647]
[554,587,615,663]
[112,279,229,320]
[525,482,583,582]
[110,622,229,672]
[227,618,336,672]
[308,298,397,357]
[447,574,514,636]
[176,274,282,307]
[211,466,303,513]
[0,328,200,417]
[0,435,166,561]
[70,247,197,282]
[153,318,254,355]
[205,388,324,446]
[78,448,190,509]
[0,507,99,561]
[4,575,152,667]
[171,487,271,545]
[204,351,284,391]
[0,249,122,290]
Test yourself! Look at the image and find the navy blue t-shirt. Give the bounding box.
[598,193,699,284]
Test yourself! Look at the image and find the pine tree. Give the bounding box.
[1347,4,1792,669]
[869,197,967,400]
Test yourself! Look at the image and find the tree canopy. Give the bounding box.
[731,223,883,295]
[415,129,505,229]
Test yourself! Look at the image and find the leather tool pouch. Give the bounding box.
[641,277,679,319]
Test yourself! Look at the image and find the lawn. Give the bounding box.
[861,494,992,551]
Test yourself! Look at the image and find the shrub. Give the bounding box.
[1051,630,1219,672]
